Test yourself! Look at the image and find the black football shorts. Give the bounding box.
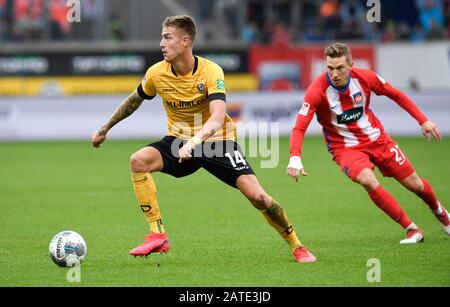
[147,136,255,188]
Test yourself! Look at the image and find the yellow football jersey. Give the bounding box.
[138,56,236,141]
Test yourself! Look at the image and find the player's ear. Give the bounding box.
[350,61,354,68]
[182,35,190,47]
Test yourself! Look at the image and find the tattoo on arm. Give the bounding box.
[98,91,144,135]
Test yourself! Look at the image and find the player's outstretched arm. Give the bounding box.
[287,156,308,182]
[421,120,442,142]
[91,90,144,148]
[178,99,226,163]
[287,99,315,182]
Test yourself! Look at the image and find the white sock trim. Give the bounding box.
[406,223,418,231]
[434,202,444,215]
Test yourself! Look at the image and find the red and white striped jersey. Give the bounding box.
[290,67,428,157]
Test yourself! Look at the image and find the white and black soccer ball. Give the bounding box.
[49,231,87,267]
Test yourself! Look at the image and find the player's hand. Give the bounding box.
[91,130,106,148]
[287,167,308,182]
[286,156,308,182]
[421,121,441,142]
[178,139,195,163]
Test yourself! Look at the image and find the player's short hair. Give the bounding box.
[162,15,197,42]
[324,43,352,65]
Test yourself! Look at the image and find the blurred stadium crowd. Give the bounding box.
[0,0,448,44]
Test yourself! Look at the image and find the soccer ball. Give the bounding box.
[49,230,87,267]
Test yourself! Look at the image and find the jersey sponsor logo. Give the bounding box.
[197,83,205,93]
[161,88,178,93]
[352,92,364,104]
[298,102,310,116]
[165,98,207,109]
[337,107,364,124]
[216,79,225,91]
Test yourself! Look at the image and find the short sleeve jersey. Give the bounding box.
[139,56,236,141]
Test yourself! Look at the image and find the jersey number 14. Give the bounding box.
[225,151,247,168]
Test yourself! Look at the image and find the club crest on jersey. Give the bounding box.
[197,83,205,93]
[352,92,364,104]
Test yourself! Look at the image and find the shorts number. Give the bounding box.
[225,151,247,168]
[390,145,406,166]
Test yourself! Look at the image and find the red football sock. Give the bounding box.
[416,178,439,211]
[368,185,412,229]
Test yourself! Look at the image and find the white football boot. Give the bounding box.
[433,203,450,235]
[400,224,424,244]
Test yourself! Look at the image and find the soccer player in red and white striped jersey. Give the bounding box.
[287,42,450,244]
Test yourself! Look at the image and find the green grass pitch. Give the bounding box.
[1,137,449,286]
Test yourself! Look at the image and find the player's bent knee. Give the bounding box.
[414,178,424,193]
[236,175,271,209]
[356,169,379,191]
[410,180,423,194]
[130,147,164,173]
[401,173,424,194]
[248,192,271,210]
[130,153,146,173]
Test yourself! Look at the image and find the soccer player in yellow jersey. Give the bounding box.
[91,15,316,263]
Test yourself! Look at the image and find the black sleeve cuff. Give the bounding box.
[208,93,226,102]
[137,84,156,100]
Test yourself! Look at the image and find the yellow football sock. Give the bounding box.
[261,198,302,251]
[131,172,165,234]
[150,219,165,234]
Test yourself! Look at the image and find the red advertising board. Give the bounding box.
[249,44,375,90]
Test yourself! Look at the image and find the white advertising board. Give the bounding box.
[0,91,449,141]
[377,42,450,91]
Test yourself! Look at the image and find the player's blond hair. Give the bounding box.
[162,15,197,42]
[324,43,353,65]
